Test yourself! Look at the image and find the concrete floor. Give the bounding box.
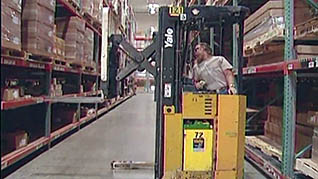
[6,93,266,179]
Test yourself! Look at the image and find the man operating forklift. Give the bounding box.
[193,42,237,95]
[107,5,249,178]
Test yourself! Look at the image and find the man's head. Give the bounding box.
[194,42,212,64]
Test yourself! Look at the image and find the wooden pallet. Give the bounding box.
[83,60,96,72]
[93,21,102,31]
[244,28,284,53]
[27,53,53,63]
[67,0,81,12]
[295,17,318,40]
[1,47,26,59]
[82,12,94,25]
[245,136,282,161]
[82,12,101,32]
[67,60,83,69]
[83,65,96,72]
[244,43,284,57]
[53,58,67,66]
[295,159,318,179]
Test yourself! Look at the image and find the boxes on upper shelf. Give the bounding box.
[244,0,314,59]
[84,28,94,62]
[295,45,318,59]
[312,128,318,163]
[22,0,55,57]
[82,0,94,17]
[70,0,81,10]
[93,0,103,23]
[56,17,85,62]
[1,0,21,51]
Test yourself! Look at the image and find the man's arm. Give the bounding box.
[224,69,237,94]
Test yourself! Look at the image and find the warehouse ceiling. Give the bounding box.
[128,0,173,34]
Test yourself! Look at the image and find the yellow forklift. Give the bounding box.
[106,5,249,179]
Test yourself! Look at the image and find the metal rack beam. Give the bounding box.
[282,0,297,177]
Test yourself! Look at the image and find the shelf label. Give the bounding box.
[53,66,65,71]
[308,61,315,68]
[54,134,60,140]
[36,143,43,150]
[37,98,44,103]
[1,161,8,170]
[29,63,45,69]
[164,83,172,98]
[247,67,256,74]
[3,59,16,65]
[287,64,293,70]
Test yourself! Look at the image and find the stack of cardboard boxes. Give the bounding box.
[53,26,66,60]
[308,113,318,163]
[82,0,94,17]
[1,0,21,50]
[84,28,94,67]
[93,0,103,23]
[51,78,63,97]
[22,0,56,57]
[244,0,316,67]
[56,16,85,64]
[265,106,316,157]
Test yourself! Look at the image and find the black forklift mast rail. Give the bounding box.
[182,5,249,30]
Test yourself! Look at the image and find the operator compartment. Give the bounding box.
[177,92,246,179]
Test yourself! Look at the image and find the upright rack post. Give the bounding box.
[45,69,52,146]
[232,0,238,70]
[282,0,297,177]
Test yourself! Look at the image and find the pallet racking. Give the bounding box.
[1,0,136,172]
[176,0,318,178]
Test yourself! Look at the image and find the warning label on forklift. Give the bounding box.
[193,138,205,152]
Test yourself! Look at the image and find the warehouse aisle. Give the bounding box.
[6,93,265,179]
[6,94,156,179]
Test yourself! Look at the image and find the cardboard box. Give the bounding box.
[56,17,85,61]
[295,45,318,59]
[93,0,103,23]
[5,131,28,150]
[54,36,65,57]
[2,88,20,101]
[312,128,318,163]
[308,112,318,127]
[82,0,94,16]
[1,0,21,50]
[244,0,314,52]
[22,2,55,27]
[84,28,94,62]
[22,0,55,12]
[244,0,314,34]
[21,0,55,56]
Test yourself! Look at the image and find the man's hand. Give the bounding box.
[228,86,237,95]
[195,80,206,89]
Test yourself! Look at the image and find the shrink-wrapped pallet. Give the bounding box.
[84,28,94,62]
[244,0,314,53]
[82,0,94,17]
[1,0,21,50]
[56,17,85,62]
[93,0,103,23]
[22,0,55,56]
